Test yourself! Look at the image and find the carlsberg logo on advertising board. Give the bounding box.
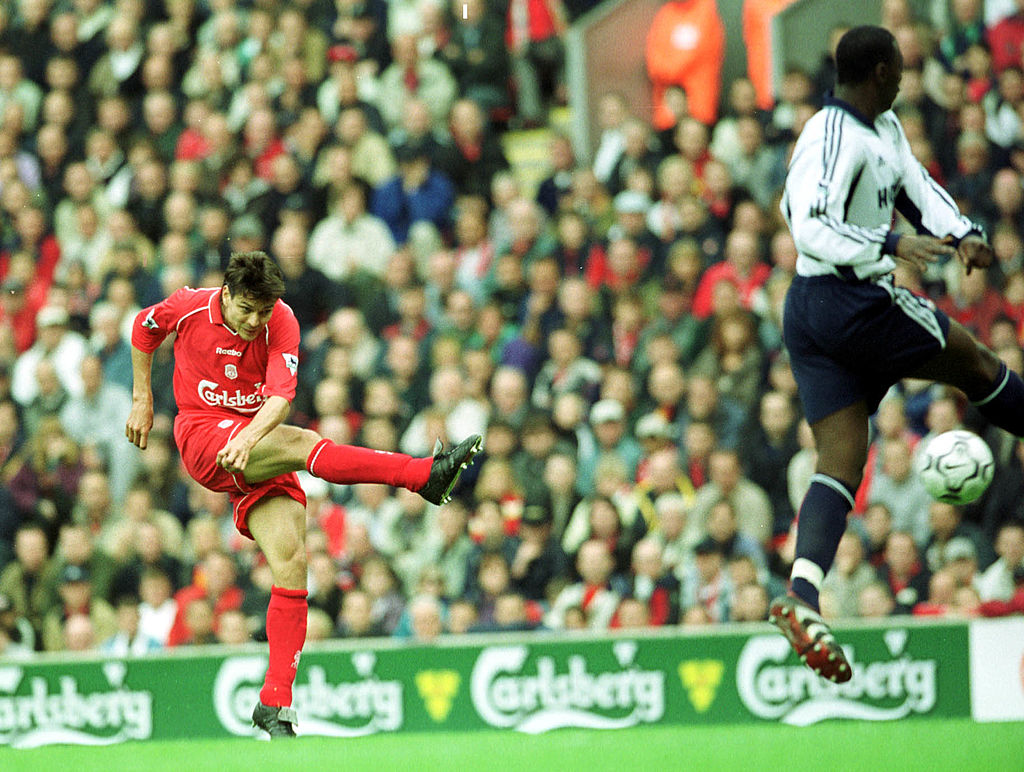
[0,665,152,749]
[737,630,937,726]
[214,653,402,737]
[470,642,665,734]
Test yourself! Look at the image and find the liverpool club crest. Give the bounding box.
[225,364,238,380]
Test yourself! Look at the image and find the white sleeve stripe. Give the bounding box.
[814,110,842,212]
[816,213,887,244]
[824,110,843,186]
[820,109,835,182]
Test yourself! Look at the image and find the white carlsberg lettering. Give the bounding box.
[470,645,664,734]
[736,634,938,726]
[215,347,243,357]
[196,380,264,411]
[214,656,403,738]
[0,668,153,748]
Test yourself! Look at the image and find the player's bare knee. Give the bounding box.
[284,427,321,461]
[270,541,306,589]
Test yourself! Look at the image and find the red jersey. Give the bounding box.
[131,287,300,416]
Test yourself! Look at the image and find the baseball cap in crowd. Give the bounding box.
[521,504,553,527]
[395,138,431,164]
[613,190,652,214]
[281,192,313,214]
[590,399,625,425]
[36,305,69,329]
[60,564,91,584]
[521,409,553,435]
[2,276,26,295]
[694,536,724,557]
[944,537,977,563]
[636,411,676,441]
[229,215,265,243]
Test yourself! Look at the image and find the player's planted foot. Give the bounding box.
[418,434,483,505]
[768,595,852,683]
[252,703,298,738]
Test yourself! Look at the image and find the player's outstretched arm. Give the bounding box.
[126,347,155,449]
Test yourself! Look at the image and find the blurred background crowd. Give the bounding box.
[1,0,1024,656]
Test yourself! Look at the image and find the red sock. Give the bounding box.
[305,439,432,490]
[259,586,308,707]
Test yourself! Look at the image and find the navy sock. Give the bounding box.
[972,362,1024,437]
[790,474,856,611]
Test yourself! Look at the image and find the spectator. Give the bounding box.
[506,0,569,127]
[101,594,163,655]
[821,529,878,620]
[645,0,725,128]
[877,531,932,615]
[336,588,385,638]
[679,537,731,622]
[376,33,457,132]
[574,398,641,496]
[371,138,455,245]
[509,503,569,602]
[0,523,54,641]
[545,539,620,630]
[622,538,680,625]
[59,354,140,504]
[688,448,773,548]
[0,591,34,657]
[42,563,117,651]
[857,580,896,619]
[166,551,244,647]
[922,500,995,574]
[407,593,444,642]
[436,99,510,201]
[307,180,396,283]
[439,0,509,114]
[977,520,1024,601]
[11,306,86,408]
[867,437,934,546]
[7,416,83,539]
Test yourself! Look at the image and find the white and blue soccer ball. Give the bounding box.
[915,430,995,505]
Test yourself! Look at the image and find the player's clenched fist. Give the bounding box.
[125,399,153,449]
[217,435,252,474]
[955,234,993,275]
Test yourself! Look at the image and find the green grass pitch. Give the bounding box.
[1,719,1022,772]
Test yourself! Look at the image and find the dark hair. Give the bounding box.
[835,25,897,85]
[223,251,285,302]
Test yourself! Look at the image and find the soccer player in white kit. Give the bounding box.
[769,25,1015,682]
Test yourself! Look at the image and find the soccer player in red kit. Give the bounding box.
[125,252,481,737]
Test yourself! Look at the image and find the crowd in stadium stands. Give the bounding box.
[2,0,1024,656]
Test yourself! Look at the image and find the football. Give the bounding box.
[915,430,995,505]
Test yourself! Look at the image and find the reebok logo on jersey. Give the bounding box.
[197,379,264,411]
[216,347,242,356]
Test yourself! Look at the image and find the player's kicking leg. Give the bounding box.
[242,426,483,505]
[909,318,1024,437]
[247,496,308,738]
[769,401,868,683]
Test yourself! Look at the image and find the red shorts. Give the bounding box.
[173,411,306,540]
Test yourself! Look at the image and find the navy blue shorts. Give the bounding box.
[783,274,949,424]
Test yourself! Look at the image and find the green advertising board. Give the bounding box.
[0,620,971,747]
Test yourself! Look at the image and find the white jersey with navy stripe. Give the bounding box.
[781,96,981,282]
